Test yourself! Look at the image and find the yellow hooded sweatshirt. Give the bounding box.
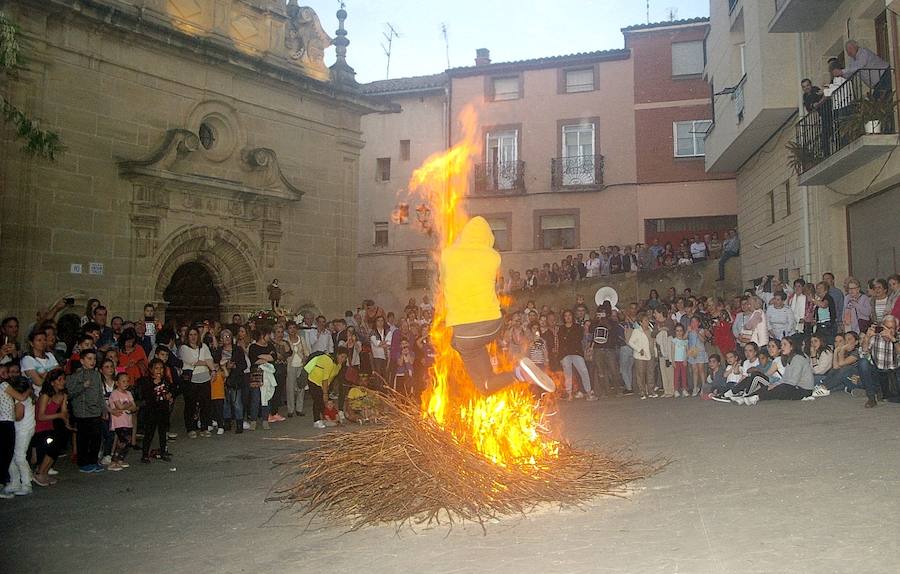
[440,216,502,328]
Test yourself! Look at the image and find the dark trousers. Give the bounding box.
[32,423,69,465]
[0,421,14,483]
[113,428,132,461]
[211,398,224,427]
[754,384,813,400]
[452,318,510,393]
[142,407,169,456]
[592,348,622,394]
[308,382,325,422]
[718,250,739,280]
[75,416,103,468]
[183,381,211,433]
[859,358,899,400]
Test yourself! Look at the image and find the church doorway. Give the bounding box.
[163,262,222,325]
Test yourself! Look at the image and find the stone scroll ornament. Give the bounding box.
[285,3,332,75]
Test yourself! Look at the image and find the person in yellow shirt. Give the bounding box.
[304,348,348,429]
[441,216,555,395]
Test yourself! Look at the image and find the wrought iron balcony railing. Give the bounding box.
[550,154,604,190]
[729,0,740,13]
[473,160,525,194]
[794,67,895,174]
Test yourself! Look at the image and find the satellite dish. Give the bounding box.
[594,286,619,310]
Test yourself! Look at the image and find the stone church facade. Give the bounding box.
[0,0,379,323]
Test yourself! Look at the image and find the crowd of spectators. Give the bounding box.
[500,229,741,293]
[1,267,897,498]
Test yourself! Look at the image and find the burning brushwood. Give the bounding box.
[274,392,663,531]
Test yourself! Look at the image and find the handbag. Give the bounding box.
[249,370,263,388]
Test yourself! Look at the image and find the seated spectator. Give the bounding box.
[716,229,740,281]
[858,315,899,408]
[689,235,708,262]
[813,332,862,397]
[707,232,722,259]
[808,334,833,386]
[732,337,814,404]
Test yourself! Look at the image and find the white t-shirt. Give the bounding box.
[16,399,35,433]
[21,353,59,390]
[0,382,15,422]
[179,344,213,383]
[585,258,601,278]
[690,241,708,260]
[370,330,393,360]
[741,358,760,376]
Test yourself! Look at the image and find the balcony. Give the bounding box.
[550,154,604,191]
[473,160,525,195]
[733,75,746,123]
[794,68,897,186]
[769,0,845,33]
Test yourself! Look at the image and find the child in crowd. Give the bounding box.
[343,373,377,424]
[1,367,32,498]
[4,376,35,496]
[65,348,107,474]
[322,400,340,427]
[672,324,689,397]
[703,354,725,400]
[107,372,136,471]
[140,359,173,463]
[209,368,225,435]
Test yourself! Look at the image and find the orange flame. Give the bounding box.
[409,106,559,467]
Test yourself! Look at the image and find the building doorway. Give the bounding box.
[163,262,222,325]
[847,185,899,280]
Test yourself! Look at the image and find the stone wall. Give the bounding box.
[503,257,743,312]
[0,0,373,323]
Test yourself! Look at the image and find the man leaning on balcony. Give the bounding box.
[716,229,740,282]
[831,40,892,101]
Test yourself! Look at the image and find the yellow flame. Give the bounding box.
[410,105,559,467]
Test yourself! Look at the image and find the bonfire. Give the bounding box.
[277,106,661,530]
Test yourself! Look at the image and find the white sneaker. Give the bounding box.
[801,395,816,401]
[812,385,831,398]
[47,469,59,476]
[100,455,112,466]
[2,485,17,496]
[586,393,599,402]
[242,421,251,430]
[166,432,178,439]
[518,358,556,393]
[574,391,585,400]
[723,389,734,399]
[313,420,326,429]
[338,410,346,422]
[216,428,224,435]
[745,395,760,406]
[692,388,701,396]
[730,396,746,405]
[211,421,218,428]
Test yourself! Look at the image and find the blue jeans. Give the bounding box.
[618,346,634,391]
[859,358,897,400]
[822,364,861,392]
[248,387,269,422]
[718,250,739,280]
[224,384,244,422]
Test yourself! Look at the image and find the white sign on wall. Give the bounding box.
[89,262,104,275]
[70,263,83,274]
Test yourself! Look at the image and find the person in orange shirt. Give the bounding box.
[441,217,555,395]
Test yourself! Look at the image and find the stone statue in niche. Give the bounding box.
[267,278,282,311]
[285,2,332,75]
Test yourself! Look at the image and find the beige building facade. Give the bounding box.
[1,0,380,324]
[705,0,900,285]
[359,20,738,312]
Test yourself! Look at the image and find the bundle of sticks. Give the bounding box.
[274,394,663,531]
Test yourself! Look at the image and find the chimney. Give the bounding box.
[475,48,491,66]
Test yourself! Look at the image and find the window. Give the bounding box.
[565,68,594,93]
[485,130,518,189]
[492,76,520,101]
[391,203,409,224]
[561,123,596,185]
[376,157,391,182]
[484,216,511,251]
[784,180,792,217]
[374,222,388,246]
[538,213,577,250]
[673,120,712,157]
[767,190,776,225]
[408,256,433,289]
[671,40,704,76]
[400,140,410,161]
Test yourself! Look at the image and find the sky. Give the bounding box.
[303,0,710,83]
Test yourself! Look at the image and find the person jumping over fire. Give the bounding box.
[441,216,556,395]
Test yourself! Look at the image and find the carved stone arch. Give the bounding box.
[152,226,262,315]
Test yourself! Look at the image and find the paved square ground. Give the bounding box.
[2,394,898,574]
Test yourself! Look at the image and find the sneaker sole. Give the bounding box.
[518,358,556,393]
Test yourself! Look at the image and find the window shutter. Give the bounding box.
[671,41,704,76]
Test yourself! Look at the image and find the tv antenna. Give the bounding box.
[667,7,678,21]
[441,23,450,69]
[646,0,650,23]
[382,22,401,79]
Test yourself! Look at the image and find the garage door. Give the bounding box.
[847,185,900,280]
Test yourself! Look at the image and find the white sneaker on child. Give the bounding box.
[100,455,112,466]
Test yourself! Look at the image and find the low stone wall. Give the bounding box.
[507,257,743,311]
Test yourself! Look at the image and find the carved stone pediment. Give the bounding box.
[117,128,303,201]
